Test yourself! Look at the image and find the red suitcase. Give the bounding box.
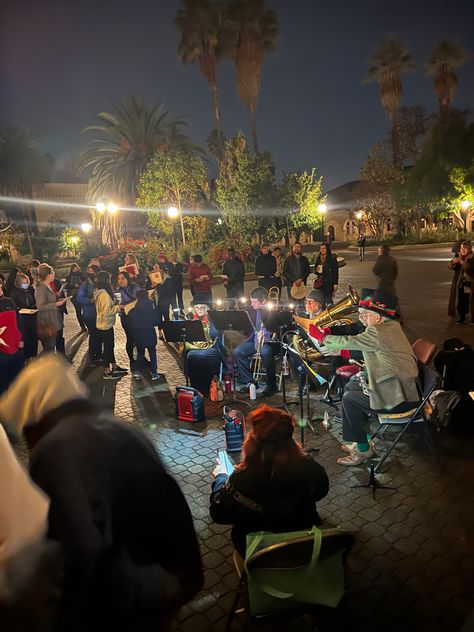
[176,386,205,422]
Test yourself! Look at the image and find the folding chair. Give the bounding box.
[371,364,440,474]
[225,528,355,631]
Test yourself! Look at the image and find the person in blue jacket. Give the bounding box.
[128,289,160,380]
[76,265,102,365]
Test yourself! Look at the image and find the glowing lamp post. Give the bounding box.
[318,203,327,242]
[81,222,92,234]
[460,200,471,233]
[167,206,179,250]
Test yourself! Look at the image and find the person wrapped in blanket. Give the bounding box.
[185,294,227,395]
[309,290,420,467]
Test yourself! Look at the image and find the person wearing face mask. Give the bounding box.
[10,273,38,360]
[310,290,419,466]
[77,265,102,365]
[65,263,86,331]
[27,259,40,285]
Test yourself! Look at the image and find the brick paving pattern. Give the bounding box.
[58,246,474,631]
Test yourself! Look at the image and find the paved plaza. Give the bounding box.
[61,245,474,632]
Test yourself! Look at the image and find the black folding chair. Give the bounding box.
[371,365,440,474]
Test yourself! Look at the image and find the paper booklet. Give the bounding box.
[19,308,38,315]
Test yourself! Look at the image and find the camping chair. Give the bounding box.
[225,528,355,631]
[371,364,440,474]
[412,338,437,366]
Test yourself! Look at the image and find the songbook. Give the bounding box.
[148,270,162,287]
[119,264,139,277]
[217,449,235,475]
[19,308,37,315]
[123,300,137,316]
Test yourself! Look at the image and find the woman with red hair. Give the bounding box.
[210,405,329,556]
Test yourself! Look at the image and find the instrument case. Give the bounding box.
[175,386,205,422]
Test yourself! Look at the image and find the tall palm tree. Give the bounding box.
[0,126,50,257]
[426,39,469,119]
[175,0,226,164]
[225,0,279,152]
[365,38,416,163]
[78,97,196,245]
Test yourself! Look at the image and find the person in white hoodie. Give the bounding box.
[94,271,128,379]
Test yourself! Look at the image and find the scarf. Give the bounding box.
[0,353,88,435]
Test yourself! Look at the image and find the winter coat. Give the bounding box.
[116,282,138,306]
[282,254,311,287]
[94,289,121,330]
[210,456,329,556]
[313,253,339,295]
[324,319,420,411]
[222,258,245,288]
[35,282,61,331]
[65,271,85,297]
[373,254,398,296]
[188,263,213,293]
[255,253,277,279]
[76,279,97,320]
[448,251,474,317]
[167,261,185,289]
[128,299,160,347]
[28,400,204,632]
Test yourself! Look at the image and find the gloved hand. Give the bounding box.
[309,325,328,342]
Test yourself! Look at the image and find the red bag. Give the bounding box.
[313,276,324,289]
[0,310,22,355]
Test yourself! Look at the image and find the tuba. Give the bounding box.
[291,285,360,361]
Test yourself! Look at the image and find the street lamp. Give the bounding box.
[81,222,92,234]
[460,200,471,233]
[167,206,179,250]
[318,202,327,242]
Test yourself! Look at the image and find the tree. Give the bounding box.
[280,169,325,243]
[448,166,474,231]
[215,131,276,242]
[0,126,50,257]
[426,39,469,119]
[175,0,227,164]
[79,98,198,245]
[136,147,209,245]
[60,226,82,257]
[365,38,416,164]
[224,0,279,152]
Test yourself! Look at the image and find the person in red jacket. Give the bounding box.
[188,254,213,306]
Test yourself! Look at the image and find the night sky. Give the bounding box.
[1,0,473,190]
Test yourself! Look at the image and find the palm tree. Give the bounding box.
[426,39,469,119]
[175,0,226,164]
[365,38,416,163]
[78,97,197,245]
[0,126,50,257]
[225,0,279,152]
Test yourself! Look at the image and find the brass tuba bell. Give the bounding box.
[292,285,360,332]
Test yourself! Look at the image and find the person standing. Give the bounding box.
[34,265,66,353]
[10,273,38,360]
[283,242,310,306]
[95,271,128,379]
[168,252,185,312]
[128,289,160,380]
[448,240,474,324]
[154,266,175,335]
[357,234,366,262]
[222,248,245,300]
[255,244,277,292]
[50,275,68,355]
[313,243,339,306]
[77,265,102,365]
[116,271,138,370]
[65,263,86,331]
[373,245,398,296]
[26,259,41,285]
[188,255,213,306]
[272,246,284,294]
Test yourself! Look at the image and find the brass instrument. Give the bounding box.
[291,285,360,361]
[252,323,265,379]
[177,315,217,353]
[267,285,280,306]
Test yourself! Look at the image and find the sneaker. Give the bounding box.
[337,446,376,466]
[261,386,278,398]
[132,371,142,380]
[340,440,376,454]
[150,372,161,381]
[103,369,121,380]
[113,366,128,374]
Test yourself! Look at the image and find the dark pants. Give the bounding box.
[84,316,102,362]
[56,329,65,355]
[341,381,418,443]
[120,316,135,365]
[158,300,174,325]
[359,246,365,261]
[71,296,85,329]
[187,346,222,394]
[234,340,277,388]
[259,277,278,292]
[226,283,244,299]
[40,336,56,353]
[0,350,24,395]
[173,286,184,311]
[136,345,157,373]
[22,315,38,360]
[457,287,473,322]
[99,328,116,366]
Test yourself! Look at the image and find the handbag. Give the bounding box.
[244,528,345,615]
[313,276,324,289]
[37,321,57,340]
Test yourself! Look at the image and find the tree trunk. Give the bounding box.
[179,211,186,245]
[211,81,224,169]
[23,207,36,258]
[250,106,259,153]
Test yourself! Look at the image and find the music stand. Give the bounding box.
[162,320,206,387]
[208,310,254,400]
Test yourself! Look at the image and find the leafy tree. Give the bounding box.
[280,169,325,243]
[215,132,276,242]
[426,39,469,119]
[365,38,416,163]
[60,226,82,257]
[448,166,474,231]
[136,147,209,245]
[175,0,227,164]
[224,0,279,151]
[0,126,50,257]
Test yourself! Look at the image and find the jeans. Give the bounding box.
[233,340,277,388]
[173,287,184,311]
[56,329,65,355]
[358,246,365,261]
[99,328,116,366]
[84,316,102,362]
[158,300,173,325]
[71,296,85,328]
[136,345,157,373]
[41,335,56,353]
[120,316,135,365]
